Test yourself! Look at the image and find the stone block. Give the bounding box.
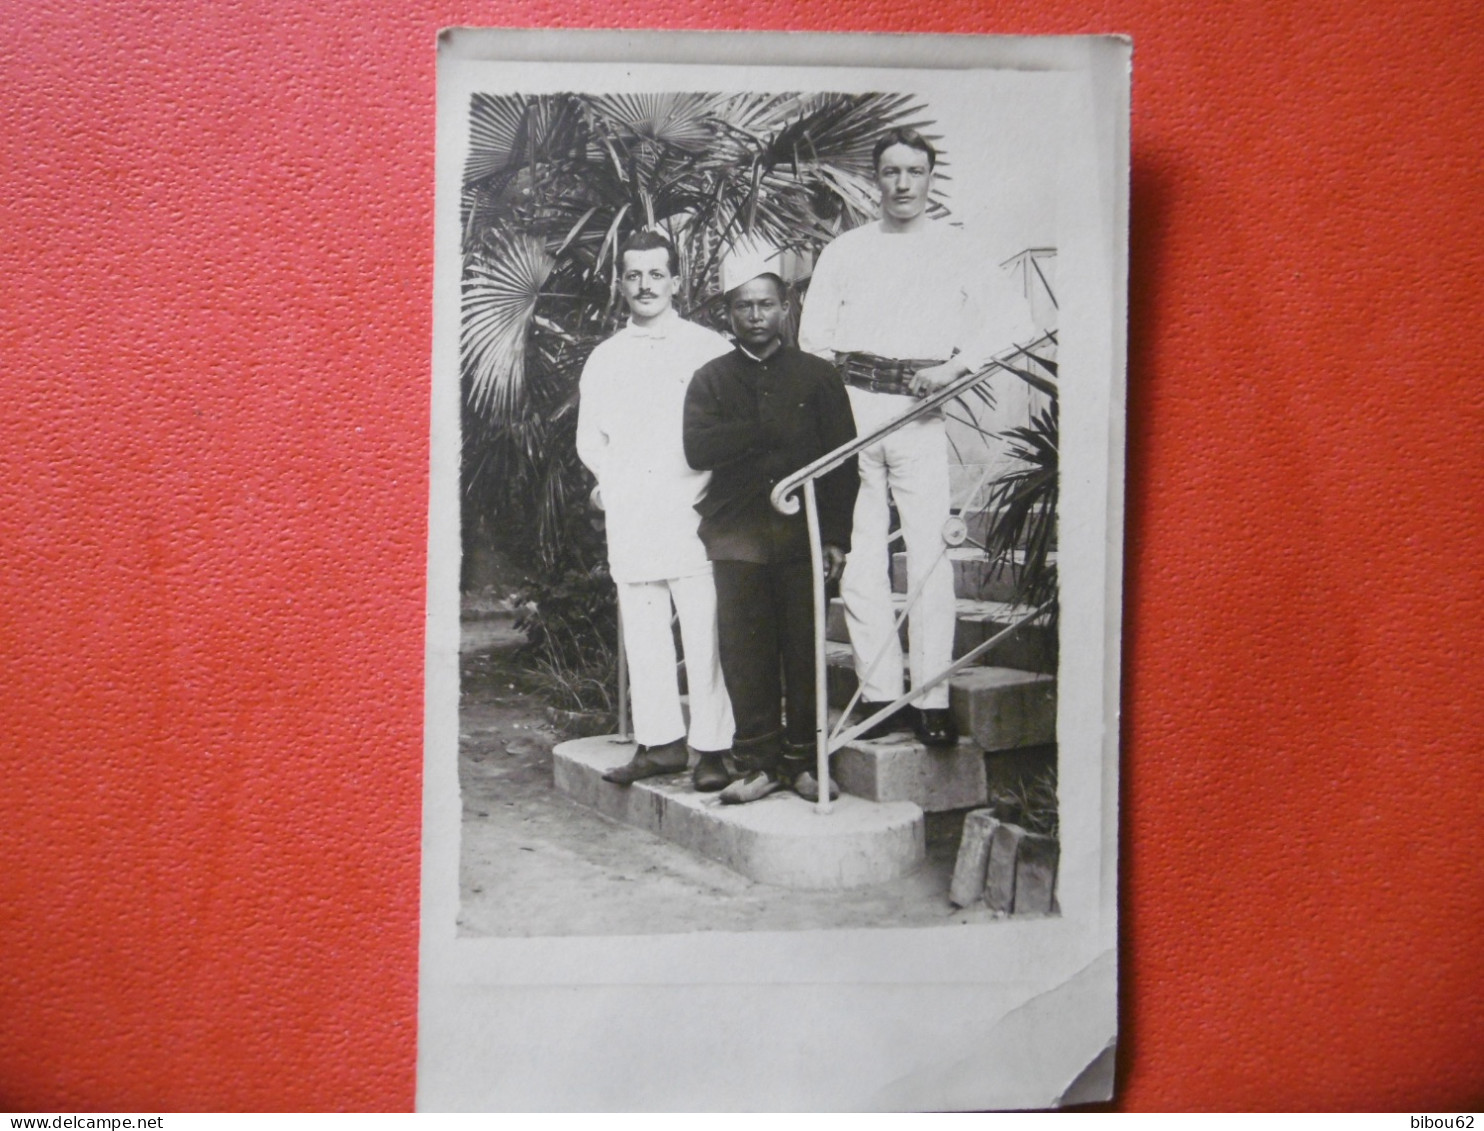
[827,651,1057,755]
[890,548,1018,603]
[892,547,1059,605]
[826,595,1056,672]
[951,601,1058,672]
[951,667,1057,752]
[553,735,925,890]
[1013,831,1060,915]
[984,821,1028,913]
[834,734,988,812]
[948,808,999,907]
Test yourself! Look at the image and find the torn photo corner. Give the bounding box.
[424,28,1129,1112]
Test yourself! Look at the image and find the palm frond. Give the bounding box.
[464,94,583,187]
[993,333,1059,399]
[748,93,947,225]
[584,93,721,152]
[461,231,555,417]
[459,89,968,575]
[465,93,530,184]
[758,92,937,177]
[980,401,1059,612]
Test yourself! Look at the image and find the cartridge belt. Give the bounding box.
[836,352,946,398]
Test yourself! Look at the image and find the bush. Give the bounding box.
[987,766,1059,839]
[514,566,620,715]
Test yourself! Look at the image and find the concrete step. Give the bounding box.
[833,733,988,812]
[825,643,1056,753]
[891,546,1056,604]
[825,596,1057,673]
[552,735,925,890]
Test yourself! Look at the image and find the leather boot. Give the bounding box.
[692,749,732,793]
[912,707,959,748]
[854,699,915,741]
[601,737,689,785]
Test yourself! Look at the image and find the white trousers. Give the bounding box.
[841,389,955,710]
[615,569,735,753]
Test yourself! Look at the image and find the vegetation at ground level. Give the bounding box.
[988,765,1059,839]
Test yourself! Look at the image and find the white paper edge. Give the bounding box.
[421,29,1130,1111]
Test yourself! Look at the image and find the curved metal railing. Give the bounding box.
[770,332,1058,813]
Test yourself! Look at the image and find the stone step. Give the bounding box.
[552,735,925,890]
[825,596,1057,674]
[831,734,1057,813]
[825,643,1056,753]
[891,546,1056,604]
[833,733,988,812]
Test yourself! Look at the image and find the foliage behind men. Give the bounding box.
[458,92,941,578]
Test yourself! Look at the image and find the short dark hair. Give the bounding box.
[872,128,937,172]
[618,229,680,277]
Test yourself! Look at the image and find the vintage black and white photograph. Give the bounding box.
[423,30,1127,1111]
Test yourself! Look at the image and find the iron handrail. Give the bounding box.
[768,333,1058,519]
[770,331,1058,814]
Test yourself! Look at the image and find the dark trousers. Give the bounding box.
[713,558,818,764]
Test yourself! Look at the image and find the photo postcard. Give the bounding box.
[423,27,1129,1111]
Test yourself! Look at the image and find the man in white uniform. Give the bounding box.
[798,128,1036,746]
[576,230,735,787]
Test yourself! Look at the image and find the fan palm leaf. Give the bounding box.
[461,231,555,418]
[464,93,584,186]
[584,92,723,152]
[758,92,936,174]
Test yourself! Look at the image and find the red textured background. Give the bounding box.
[1,1,1480,1113]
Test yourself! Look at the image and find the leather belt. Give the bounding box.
[837,352,946,398]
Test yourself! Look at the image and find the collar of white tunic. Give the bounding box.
[622,308,682,340]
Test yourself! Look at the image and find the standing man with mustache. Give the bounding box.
[576,230,736,790]
[799,128,1036,748]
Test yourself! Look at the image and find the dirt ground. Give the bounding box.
[456,609,1001,938]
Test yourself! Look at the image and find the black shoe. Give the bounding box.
[602,738,688,785]
[913,708,959,748]
[692,750,732,793]
[855,700,913,741]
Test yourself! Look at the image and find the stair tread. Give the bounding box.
[828,594,1047,622]
[824,640,1051,684]
[553,736,925,889]
[824,642,1057,753]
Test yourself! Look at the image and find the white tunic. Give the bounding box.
[797,221,1036,369]
[575,310,733,584]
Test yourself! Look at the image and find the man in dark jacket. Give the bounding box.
[683,239,859,804]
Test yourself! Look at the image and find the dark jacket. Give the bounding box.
[683,344,858,563]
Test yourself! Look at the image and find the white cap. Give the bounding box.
[719,233,788,294]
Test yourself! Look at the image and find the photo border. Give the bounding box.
[424,28,1128,1110]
